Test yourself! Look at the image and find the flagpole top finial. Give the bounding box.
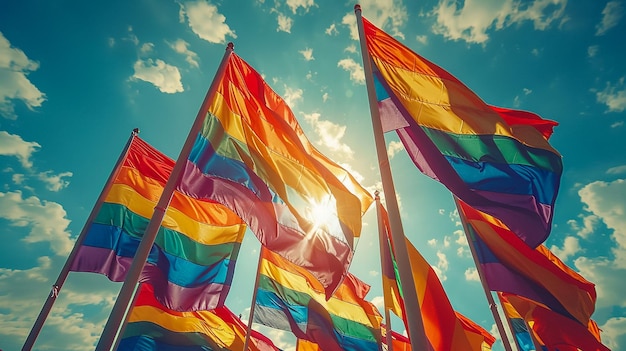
[354,4,361,12]
[132,128,140,135]
[226,42,234,51]
[374,190,380,198]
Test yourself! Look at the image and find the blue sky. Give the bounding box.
[1,0,625,350]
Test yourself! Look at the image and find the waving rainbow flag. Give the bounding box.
[118,283,281,351]
[71,136,246,311]
[457,199,596,326]
[178,52,373,295]
[362,17,562,247]
[253,248,382,351]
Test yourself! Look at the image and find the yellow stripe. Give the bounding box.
[116,166,245,226]
[260,257,376,326]
[105,183,245,245]
[128,305,236,345]
[374,58,558,154]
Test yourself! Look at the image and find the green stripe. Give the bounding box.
[95,202,239,266]
[201,112,252,163]
[123,322,214,347]
[423,127,562,173]
[259,275,378,342]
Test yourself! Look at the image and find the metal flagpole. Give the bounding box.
[453,196,515,351]
[243,247,264,351]
[21,128,140,351]
[111,283,142,351]
[496,293,525,351]
[354,5,430,351]
[95,43,235,351]
[375,192,393,351]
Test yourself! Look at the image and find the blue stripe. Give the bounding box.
[374,75,390,100]
[255,288,309,326]
[118,335,214,351]
[447,155,559,205]
[467,224,499,264]
[83,223,231,287]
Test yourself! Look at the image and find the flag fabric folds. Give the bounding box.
[457,199,596,326]
[253,248,382,351]
[70,136,247,311]
[177,52,373,295]
[381,226,405,323]
[378,202,494,351]
[502,293,610,351]
[117,283,281,351]
[499,292,545,351]
[362,16,562,248]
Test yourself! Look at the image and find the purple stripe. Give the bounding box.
[178,160,352,296]
[71,246,225,311]
[480,262,572,319]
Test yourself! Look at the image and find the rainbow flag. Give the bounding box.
[70,136,247,311]
[457,200,596,326]
[117,283,281,351]
[381,225,405,323]
[499,292,545,351]
[178,52,373,295]
[378,202,494,351]
[254,248,382,351]
[362,17,562,248]
[502,293,609,351]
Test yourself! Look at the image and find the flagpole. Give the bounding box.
[111,283,142,351]
[354,5,429,351]
[453,196,514,351]
[496,293,524,351]
[243,247,264,351]
[375,191,393,351]
[95,43,235,351]
[21,128,140,351]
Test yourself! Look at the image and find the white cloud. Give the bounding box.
[549,235,581,261]
[611,121,624,128]
[588,45,599,58]
[277,13,293,33]
[428,238,438,247]
[38,170,73,192]
[387,140,404,158]
[344,44,357,54]
[432,250,449,281]
[0,255,119,351]
[325,23,339,36]
[303,112,354,159]
[371,295,384,310]
[337,58,364,85]
[578,178,626,268]
[416,35,428,45]
[322,92,329,102]
[286,0,316,14]
[599,317,626,350]
[139,42,154,54]
[282,86,303,108]
[344,0,408,40]
[567,214,599,239]
[430,0,567,45]
[575,256,626,309]
[299,47,314,61]
[0,130,41,169]
[131,59,184,94]
[179,0,237,44]
[168,39,199,68]
[607,165,626,175]
[596,77,626,112]
[0,32,46,119]
[464,267,479,281]
[596,1,624,36]
[0,190,73,255]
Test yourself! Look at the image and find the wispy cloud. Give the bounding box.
[38,170,73,192]
[430,0,567,45]
[337,58,364,84]
[299,47,314,61]
[343,0,408,40]
[131,58,184,93]
[0,130,41,169]
[596,1,624,36]
[179,0,237,44]
[276,12,293,33]
[595,77,626,112]
[302,112,354,159]
[0,32,46,119]
[168,39,199,68]
[286,0,316,14]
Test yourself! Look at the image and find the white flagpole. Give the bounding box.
[243,248,264,351]
[21,128,140,351]
[375,192,393,351]
[95,43,234,351]
[354,5,430,351]
[454,196,515,351]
